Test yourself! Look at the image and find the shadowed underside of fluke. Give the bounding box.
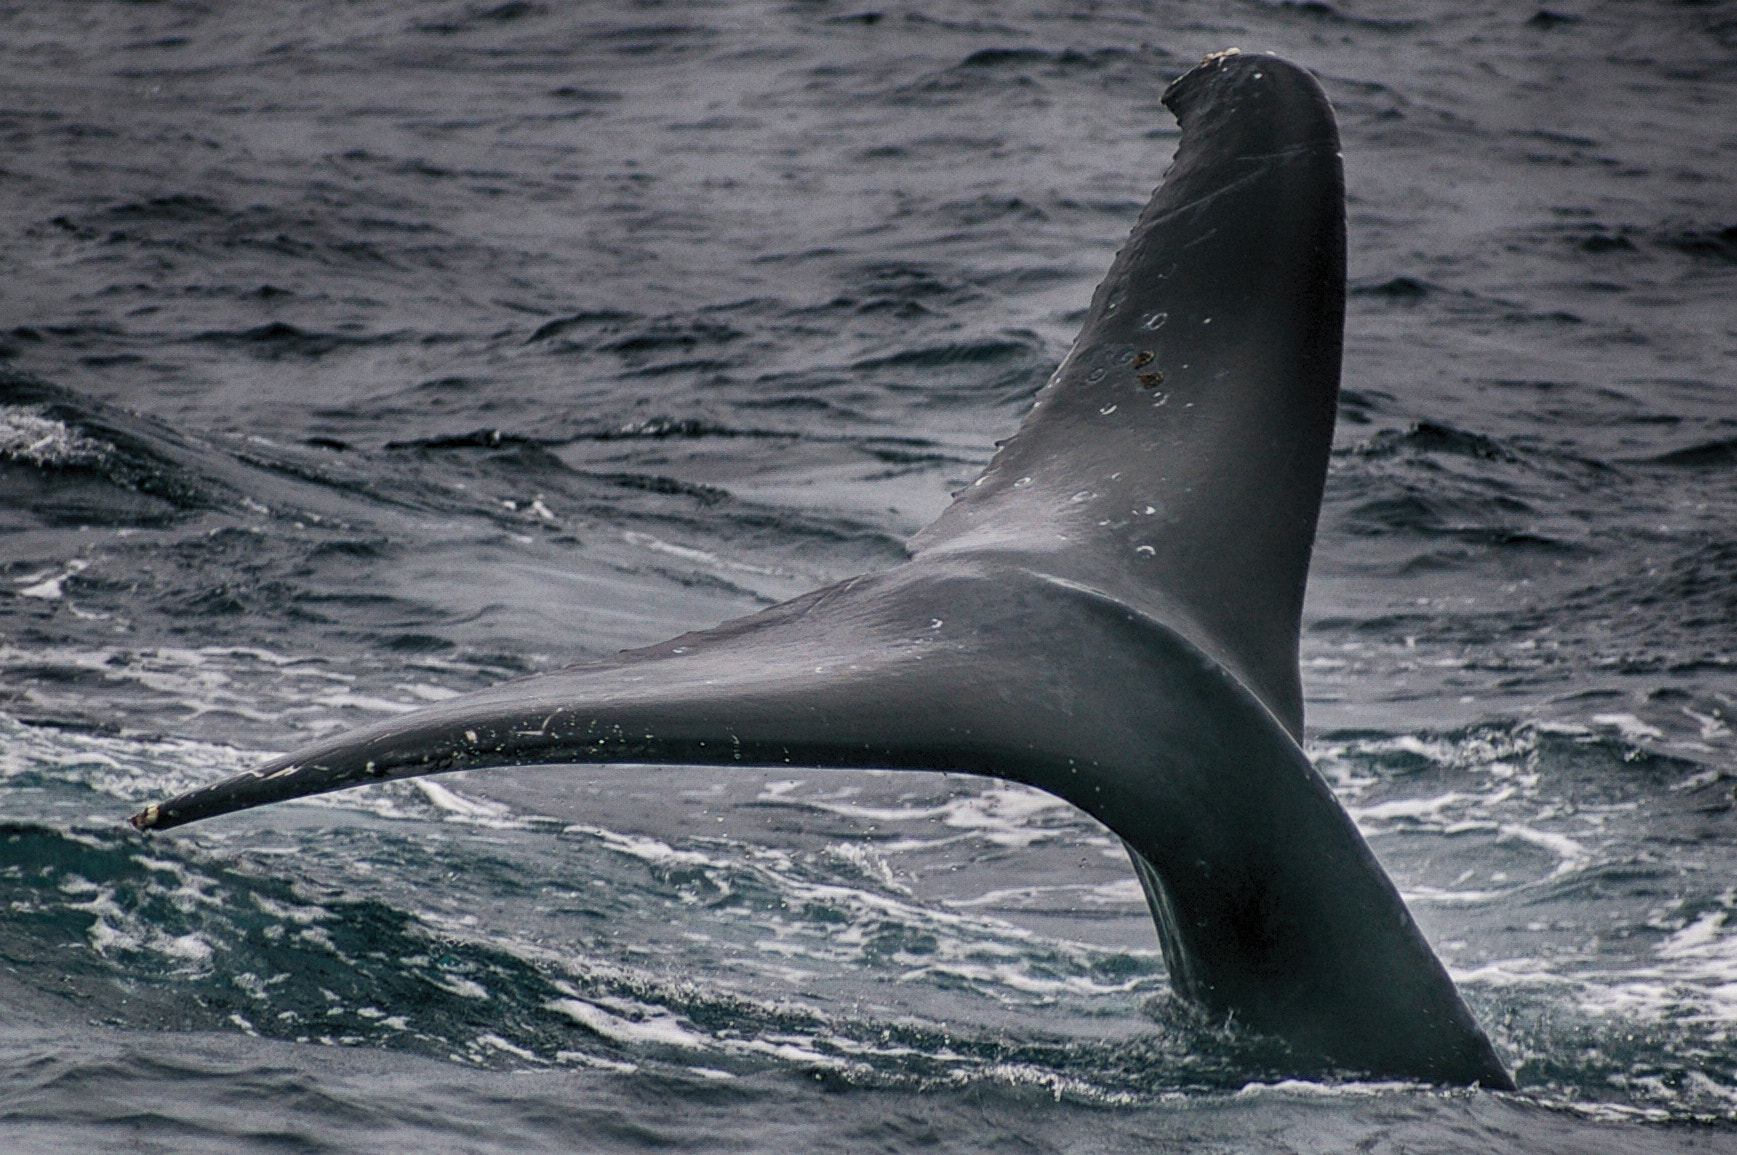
[130,51,1513,1090]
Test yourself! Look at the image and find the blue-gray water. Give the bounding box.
[2,1,1735,1150]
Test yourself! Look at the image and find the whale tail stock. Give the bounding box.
[128,52,1513,1091]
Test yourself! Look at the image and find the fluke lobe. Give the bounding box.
[131,51,1513,1090]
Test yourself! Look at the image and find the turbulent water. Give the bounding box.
[1,1,1734,1150]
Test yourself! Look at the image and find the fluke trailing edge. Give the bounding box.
[130,51,1513,1090]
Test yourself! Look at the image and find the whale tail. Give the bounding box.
[128,52,1512,1090]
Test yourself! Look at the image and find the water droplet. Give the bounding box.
[1141,311,1168,331]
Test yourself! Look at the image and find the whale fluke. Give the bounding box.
[129,51,1513,1090]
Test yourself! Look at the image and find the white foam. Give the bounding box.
[16,559,88,600]
[0,644,495,743]
[987,1062,1137,1105]
[1673,768,1725,793]
[1497,823,1588,875]
[826,840,910,895]
[1398,884,1509,906]
[1349,791,1474,823]
[1591,713,1665,741]
[553,1050,637,1072]
[943,878,1146,909]
[0,405,112,468]
[475,1033,538,1061]
[1660,909,1728,957]
[250,893,331,926]
[562,823,716,868]
[774,780,1077,849]
[415,779,514,821]
[548,997,713,1050]
[66,878,219,973]
[0,711,268,803]
[1683,708,1730,741]
[435,976,491,1001]
[897,958,1150,998]
[1235,1078,1422,1098]
[622,530,778,576]
[1453,957,1576,988]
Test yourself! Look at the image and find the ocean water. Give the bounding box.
[1,1,1735,1150]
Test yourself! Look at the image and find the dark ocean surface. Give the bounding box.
[2,1,1735,1150]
